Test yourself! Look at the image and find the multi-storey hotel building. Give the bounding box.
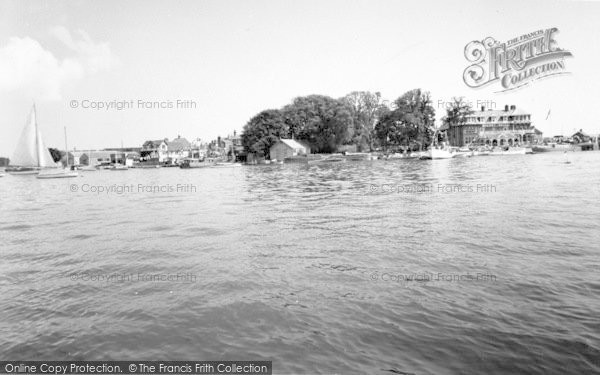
[447,105,543,147]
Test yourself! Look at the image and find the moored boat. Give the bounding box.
[532,143,576,153]
[489,146,527,155]
[36,169,79,179]
[109,164,129,171]
[179,158,214,168]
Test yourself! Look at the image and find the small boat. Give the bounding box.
[214,162,243,167]
[453,150,473,158]
[79,165,97,171]
[532,143,575,153]
[309,154,346,164]
[179,158,213,168]
[430,147,454,159]
[109,163,129,171]
[422,129,455,159]
[36,169,79,179]
[5,166,41,175]
[36,126,79,179]
[489,146,527,155]
[421,144,454,159]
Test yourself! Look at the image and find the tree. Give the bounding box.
[48,148,62,162]
[241,109,288,158]
[282,95,353,153]
[441,97,473,144]
[373,89,436,151]
[394,89,436,150]
[341,91,388,151]
[443,97,473,126]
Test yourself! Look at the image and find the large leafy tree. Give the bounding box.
[442,97,473,127]
[341,91,388,151]
[241,109,288,157]
[375,89,436,151]
[282,95,353,153]
[441,97,473,143]
[394,89,436,150]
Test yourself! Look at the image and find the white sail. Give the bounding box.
[11,106,56,167]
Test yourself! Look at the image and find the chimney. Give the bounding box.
[481,105,485,111]
[504,105,509,111]
[510,105,516,110]
[234,130,237,136]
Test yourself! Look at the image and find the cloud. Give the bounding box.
[0,28,118,100]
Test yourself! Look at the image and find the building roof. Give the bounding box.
[572,129,590,137]
[168,136,191,151]
[275,139,310,150]
[82,151,114,158]
[143,139,167,148]
[467,106,530,118]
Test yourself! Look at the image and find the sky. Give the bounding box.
[1,0,599,155]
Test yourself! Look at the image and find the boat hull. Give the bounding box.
[532,145,576,152]
[489,147,527,155]
[36,170,79,179]
[427,149,454,159]
[6,166,42,175]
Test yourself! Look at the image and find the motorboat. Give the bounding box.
[179,158,214,168]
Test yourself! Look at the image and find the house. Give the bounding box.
[571,129,594,151]
[190,138,208,159]
[572,129,591,143]
[269,139,311,161]
[70,151,87,166]
[166,136,191,162]
[141,139,169,162]
[80,151,114,166]
[221,131,245,161]
[125,152,140,166]
[447,104,542,147]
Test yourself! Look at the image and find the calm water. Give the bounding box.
[1,153,599,374]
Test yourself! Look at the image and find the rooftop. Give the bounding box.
[277,139,310,149]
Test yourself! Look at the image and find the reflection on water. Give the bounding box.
[1,153,599,374]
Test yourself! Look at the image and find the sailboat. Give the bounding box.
[109,141,129,170]
[6,105,58,175]
[79,149,97,171]
[36,126,79,179]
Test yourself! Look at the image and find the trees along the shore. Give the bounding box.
[441,97,473,143]
[282,95,354,153]
[341,91,389,152]
[241,89,438,156]
[374,89,436,152]
[241,109,288,158]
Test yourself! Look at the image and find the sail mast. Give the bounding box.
[64,126,68,169]
[34,104,40,167]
